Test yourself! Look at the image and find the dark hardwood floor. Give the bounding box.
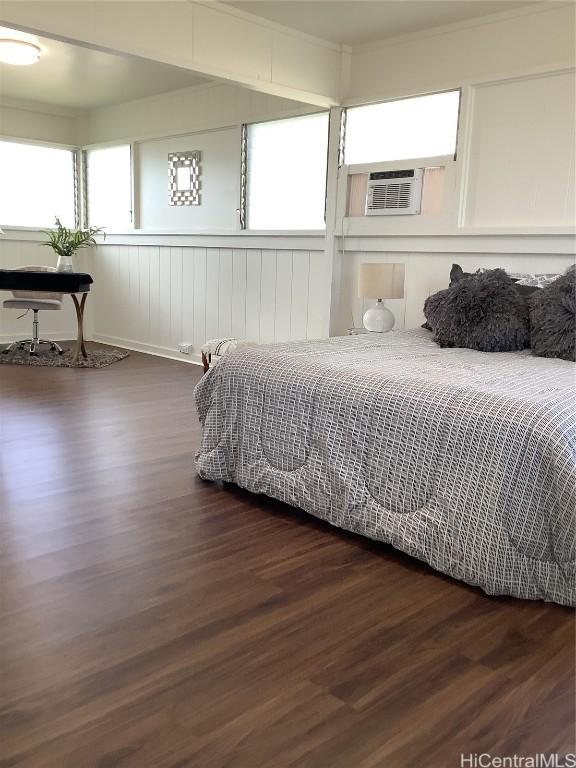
[1,344,574,768]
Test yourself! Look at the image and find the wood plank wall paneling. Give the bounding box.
[92,245,328,362]
[6,240,572,357]
[338,251,576,334]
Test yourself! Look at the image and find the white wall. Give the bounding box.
[347,3,575,104]
[138,127,241,231]
[463,69,575,228]
[338,4,576,237]
[327,4,576,334]
[0,97,80,146]
[1,4,574,358]
[91,237,330,363]
[337,250,575,336]
[83,81,316,146]
[81,79,335,355]
[84,81,319,236]
[0,80,332,357]
[89,3,574,356]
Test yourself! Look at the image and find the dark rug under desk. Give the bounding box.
[0,345,129,368]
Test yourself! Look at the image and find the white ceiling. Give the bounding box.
[227,0,542,45]
[0,30,208,111]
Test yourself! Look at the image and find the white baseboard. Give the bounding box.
[1,328,204,366]
[91,333,203,367]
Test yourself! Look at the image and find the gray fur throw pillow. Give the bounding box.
[449,263,479,285]
[529,266,576,362]
[422,263,479,330]
[424,268,530,352]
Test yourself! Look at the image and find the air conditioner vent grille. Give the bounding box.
[365,168,423,216]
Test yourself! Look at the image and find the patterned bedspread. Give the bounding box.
[194,329,576,605]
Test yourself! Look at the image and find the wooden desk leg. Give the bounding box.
[71,293,88,365]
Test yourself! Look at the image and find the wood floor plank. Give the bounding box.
[1,344,574,767]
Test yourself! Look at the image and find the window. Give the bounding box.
[87,145,132,230]
[246,112,329,230]
[344,90,460,165]
[0,140,76,228]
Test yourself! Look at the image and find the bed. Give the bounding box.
[194,329,576,606]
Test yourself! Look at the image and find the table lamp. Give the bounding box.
[358,262,405,332]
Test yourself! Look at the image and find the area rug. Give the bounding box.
[0,347,130,368]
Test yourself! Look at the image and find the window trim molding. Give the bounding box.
[0,133,78,152]
[80,150,88,229]
[73,149,82,228]
[344,155,456,175]
[343,86,462,112]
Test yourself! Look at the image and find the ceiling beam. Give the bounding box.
[0,1,342,107]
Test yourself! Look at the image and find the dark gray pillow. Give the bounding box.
[424,268,530,352]
[421,263,537,333]
[451,262,539,297]
[529,266,576,362]
[422,263,480,330]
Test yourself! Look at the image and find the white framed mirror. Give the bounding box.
[168,151,201,206]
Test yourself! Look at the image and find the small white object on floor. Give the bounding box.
[201,338,244,372]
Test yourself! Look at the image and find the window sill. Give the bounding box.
[97,229,326,237]
[91,230,328,251]
[0,227,49,242]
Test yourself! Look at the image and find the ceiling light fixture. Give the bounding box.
[0,39,41,66]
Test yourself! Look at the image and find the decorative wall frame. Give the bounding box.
[168,151,201,206]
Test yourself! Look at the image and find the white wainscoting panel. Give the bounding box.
[336,250,575,335]
[92,244,330,363]
[0,239,81,343]
[464,69,576,228]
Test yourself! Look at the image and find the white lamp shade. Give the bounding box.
[358,262,405,300]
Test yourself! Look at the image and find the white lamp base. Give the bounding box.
[363,300,395,332]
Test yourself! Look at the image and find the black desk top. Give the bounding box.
[0,270,93,293]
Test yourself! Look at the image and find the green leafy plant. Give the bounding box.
[41,218,104,258]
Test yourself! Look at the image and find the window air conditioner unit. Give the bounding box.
[365,169,423,216]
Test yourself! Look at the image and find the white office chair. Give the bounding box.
[2,266,64,356]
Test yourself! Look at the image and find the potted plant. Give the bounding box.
[41,218,103,273]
